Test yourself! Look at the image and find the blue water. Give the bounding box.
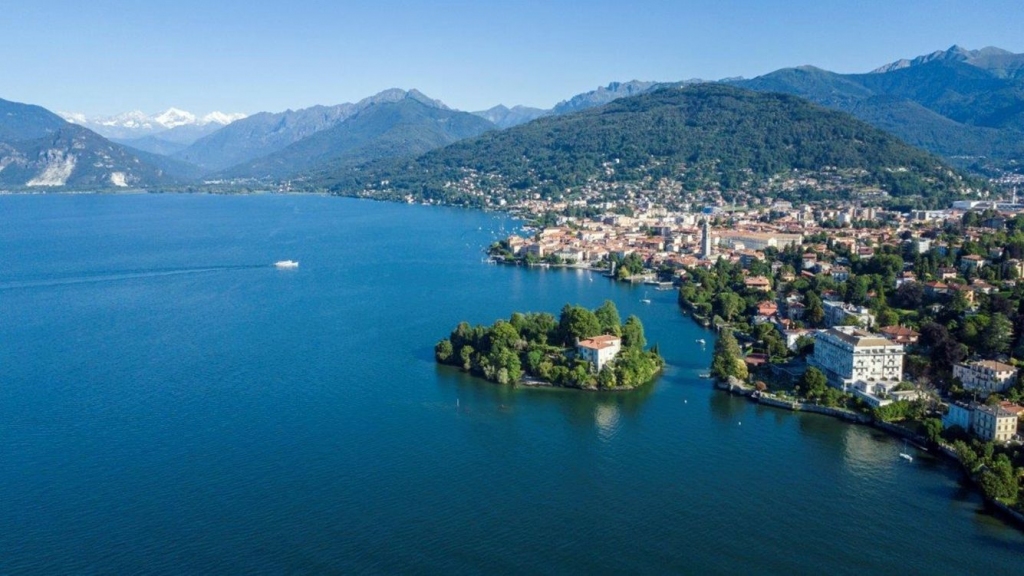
[1,193,1022,574]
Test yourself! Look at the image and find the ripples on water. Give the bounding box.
[0,194,1022,574]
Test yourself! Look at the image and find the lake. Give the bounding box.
[1,193,1022,573]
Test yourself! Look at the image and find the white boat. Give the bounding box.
[274,260,299,269]
[899,440,914,462]
[640,291,651,304]
[696,338,706,345]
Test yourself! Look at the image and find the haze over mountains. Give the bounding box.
[1,45,1021,195]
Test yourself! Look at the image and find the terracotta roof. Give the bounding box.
[577,335,621,351]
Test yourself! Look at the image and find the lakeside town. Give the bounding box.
[490,190,1024,517]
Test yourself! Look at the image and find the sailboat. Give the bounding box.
[899,439,913,462]
[640,291,651,304]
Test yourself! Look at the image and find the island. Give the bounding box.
[435,300,664,390]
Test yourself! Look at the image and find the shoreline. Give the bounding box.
[714,380,1024,531]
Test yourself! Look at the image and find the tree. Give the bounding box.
[877,309,900,328]
[805,291,825,326]
[622,315,646,349]
[922,418,943,446]
[435,339,454,363]
[800,367,828,398]
[459,345,475,372]
[978,454,1019,501]
[715,292,744,322]
[980,312,1012,356]
[488,321,521,352]
[794,335,815,357]
[597,365,617,389]
[558,305,602,345]
[711,329,742,381]
[594,300,623,336]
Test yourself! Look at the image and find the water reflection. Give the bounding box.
[437,363,656,434]
[708,390,747,424]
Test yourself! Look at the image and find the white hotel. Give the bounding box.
[809,327,905,406]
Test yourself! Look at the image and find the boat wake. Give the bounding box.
[0,264,267,290]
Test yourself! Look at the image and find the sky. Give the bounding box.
[3,0,1023,117]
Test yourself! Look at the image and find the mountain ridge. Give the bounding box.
[319,84,970,209]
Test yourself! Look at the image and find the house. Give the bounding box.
[894,271,916,288]
[937,267,958,280]
[830,266,850,282]
[576,335,622,372]
[942,401,1017,442]
[953,360,1019,396]
[923,281,949,297]
[744,276,772,292]
[822,300,875,328]
[756,301,779,317]
[809,326,904,406]
[879,325,920,346]
[975,404,1018,442]
[786,301,806,321]
[801,253,817,270]
[960,254,987,271]
[970,279,997,295]
[744,353,769,368]
[943,401,973,432]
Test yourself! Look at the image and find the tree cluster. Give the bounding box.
[436,301,664,389]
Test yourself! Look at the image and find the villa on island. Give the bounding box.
[576,335,622,371]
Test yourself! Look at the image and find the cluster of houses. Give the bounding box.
[504,198,1024,443]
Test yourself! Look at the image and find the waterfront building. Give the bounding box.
[975,404,1018,442]
[953,360,1019,396]
[809,326,904,406]
[944,401,1018,442]
[576,335,622,372]
[943,401,973,431]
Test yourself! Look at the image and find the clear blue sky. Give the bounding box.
[3,0,1022,116]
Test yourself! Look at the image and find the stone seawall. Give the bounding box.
[755,393,872,424]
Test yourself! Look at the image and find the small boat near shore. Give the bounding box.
[274,260,299,269]
[899,440,914,462]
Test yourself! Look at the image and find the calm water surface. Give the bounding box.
[1,194,1022,574]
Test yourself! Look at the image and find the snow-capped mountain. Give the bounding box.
[58,108,247,141]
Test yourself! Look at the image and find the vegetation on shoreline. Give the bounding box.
[435,301,664,389]
[683,215,1024,516]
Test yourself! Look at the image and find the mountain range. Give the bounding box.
[0,98,181,188]
[322,84,968,209]
[730,45,1024,167]
[2,44,1022,194]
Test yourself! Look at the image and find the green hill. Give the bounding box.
[320,84,972,209]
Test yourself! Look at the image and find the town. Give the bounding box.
[492,192,1024,509]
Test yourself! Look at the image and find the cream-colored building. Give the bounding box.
[809,327,904,402]
[577,335,622,372]
[974,404,1018,442]
[954,360,1018,396]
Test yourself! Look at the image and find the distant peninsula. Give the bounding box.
[435,301,664,390]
